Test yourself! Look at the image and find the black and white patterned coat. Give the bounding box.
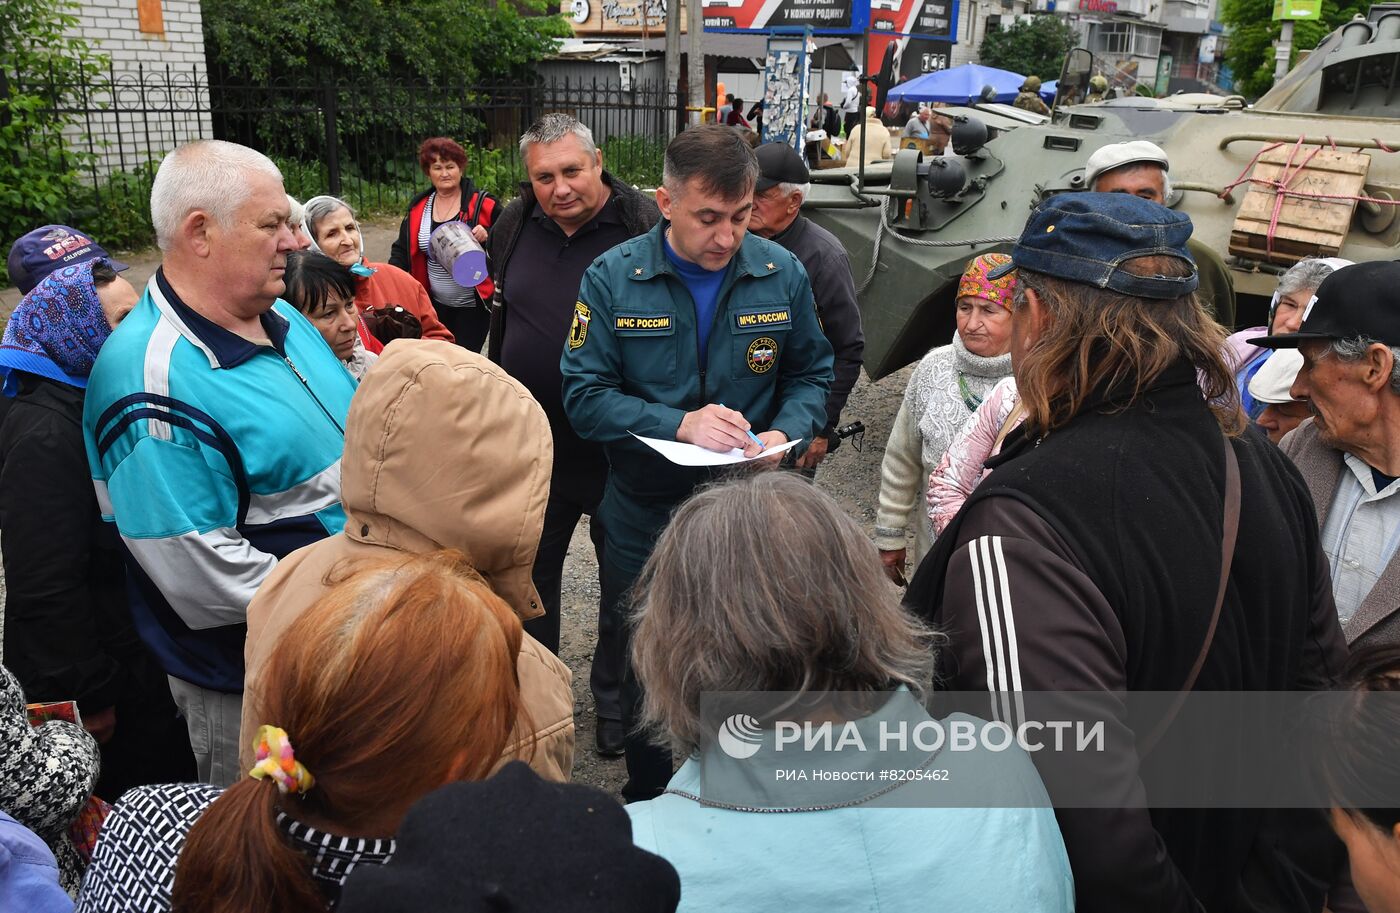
[76,783,395,912]
[0,663,100,895]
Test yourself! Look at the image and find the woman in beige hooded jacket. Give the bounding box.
[238,340,574,780]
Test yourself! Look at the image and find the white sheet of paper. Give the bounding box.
[629,432,803,467]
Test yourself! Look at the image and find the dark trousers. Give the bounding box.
[96,657,196,801]
[521,482,619,722]
[843,111,860,138]
[437,304,490,352]
[603,542,675,803]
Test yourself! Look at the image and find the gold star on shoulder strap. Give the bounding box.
[634,268,643,275]
[766,262,776,270]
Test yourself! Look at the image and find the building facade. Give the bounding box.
[1161,0,1230,91]
[63,0,213,174]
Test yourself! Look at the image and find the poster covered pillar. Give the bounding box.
[762,30,813,151]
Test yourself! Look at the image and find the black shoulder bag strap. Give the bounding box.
[465,188,485,227]
[1140,431,1241,757]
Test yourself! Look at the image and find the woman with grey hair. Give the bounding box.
[625,472,1073,913]
[301,195,453,343]
[286,196,313,250]
[1227,257,1351,419]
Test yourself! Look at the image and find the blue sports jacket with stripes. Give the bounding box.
[82,270,356,693]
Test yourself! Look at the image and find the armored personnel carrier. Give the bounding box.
[809,9,1400,379]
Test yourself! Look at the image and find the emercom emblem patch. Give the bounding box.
[747,336,778,374]
[569,301,590,350]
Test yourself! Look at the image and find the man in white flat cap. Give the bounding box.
[1085,140,1236,327]
[1247,349,1308,443]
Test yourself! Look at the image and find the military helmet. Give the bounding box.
[1089,75,1109,91]
[1022,75,1042,92]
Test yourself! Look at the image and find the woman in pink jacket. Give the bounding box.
[928,376,1022,535]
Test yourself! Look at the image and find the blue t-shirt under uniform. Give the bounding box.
[663,233,726,362]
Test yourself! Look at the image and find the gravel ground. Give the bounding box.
[559,363,915,794]
[0,218,922,797]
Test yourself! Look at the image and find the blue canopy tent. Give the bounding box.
[1039,80,1057,103]
[885,64,1027,104]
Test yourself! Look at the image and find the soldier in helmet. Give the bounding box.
[1014,76,1051,115]
[1086,75,1110,104]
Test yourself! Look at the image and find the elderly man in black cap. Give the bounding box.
[748,143,864,471]
[1256,261,1400,652]
[907,192,1346,913]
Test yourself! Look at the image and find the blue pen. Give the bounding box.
[718,402,765,451]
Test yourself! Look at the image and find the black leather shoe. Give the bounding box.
[595,718,625,758]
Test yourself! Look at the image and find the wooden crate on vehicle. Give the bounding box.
[1228,146,1371,265]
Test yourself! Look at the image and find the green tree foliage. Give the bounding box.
[978,15,1079,81]
[202,0,571,183]
[1,1,154,282]
[0,0,109,285]
[0,0,106,285]
[1221,0,1368,99]
[202,0,570,86]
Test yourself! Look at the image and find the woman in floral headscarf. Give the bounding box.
[874,253,1016,582]
[0,260,195,830]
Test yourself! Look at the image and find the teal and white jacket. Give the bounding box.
[82,270,356,693]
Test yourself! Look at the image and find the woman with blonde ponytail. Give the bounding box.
[75,551,524,913]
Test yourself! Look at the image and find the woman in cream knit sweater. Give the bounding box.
[874,254,1017,582]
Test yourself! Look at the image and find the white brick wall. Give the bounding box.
[61,0,213,175]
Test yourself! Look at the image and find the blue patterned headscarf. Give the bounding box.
[0,259,114,395]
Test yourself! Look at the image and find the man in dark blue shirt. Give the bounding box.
[486,114,659,758]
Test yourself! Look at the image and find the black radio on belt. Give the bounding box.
[827,420,865,454]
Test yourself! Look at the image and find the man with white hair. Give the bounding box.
[82,140,357,785]
[748,142,863,471]
[1085,140,1236,327]
[1258,261,1400,650]
[484,113,659,757]
[901,106,932,139]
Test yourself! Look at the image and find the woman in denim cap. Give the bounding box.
[0,260,194,819]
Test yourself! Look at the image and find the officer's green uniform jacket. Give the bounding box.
[561,222,834,505]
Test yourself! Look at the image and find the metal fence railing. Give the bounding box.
[6,62,681,243]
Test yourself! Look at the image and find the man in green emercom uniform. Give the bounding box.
[562,125,834,800]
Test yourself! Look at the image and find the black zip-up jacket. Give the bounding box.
[769,214,864,432]
[485,170,660,363]
[0,374,195,799]
[0,375,136,709]
[907,359,1347,913]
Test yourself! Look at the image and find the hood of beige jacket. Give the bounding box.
[341,339,552,621]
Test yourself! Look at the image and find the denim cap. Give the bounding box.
[987,192,1200,300]
[7,225,127,295]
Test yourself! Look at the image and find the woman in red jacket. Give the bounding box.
[389,137,499,351]
[301,195,454,346]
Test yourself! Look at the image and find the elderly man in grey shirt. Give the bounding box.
[747,142,864,471]
[1255,260,1400,648]
[902,106,931,139]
